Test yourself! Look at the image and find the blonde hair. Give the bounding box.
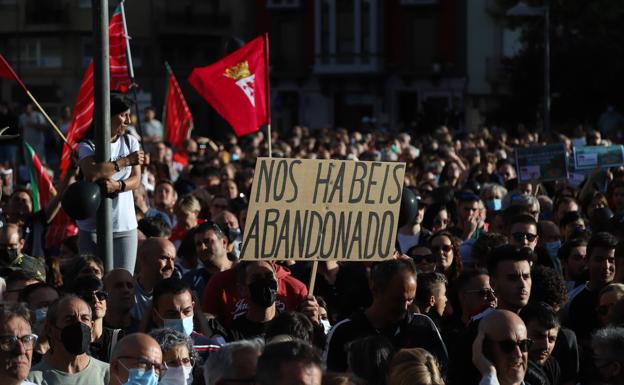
[176,194,201,214]
[387,348,444,385]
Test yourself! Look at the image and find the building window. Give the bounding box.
[267,0,302,9]
[314,0,381,73]
[9,38,62,69]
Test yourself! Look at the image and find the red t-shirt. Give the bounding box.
[170,218,206,243]
[201,264,308,329]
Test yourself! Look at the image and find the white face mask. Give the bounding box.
[159,365,193,385]
[321,319,332,334]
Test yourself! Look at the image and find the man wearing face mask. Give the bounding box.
[146,278,224,361]
[28,295,110,385]
[229,262,321,342]
[109,333,163,385]
[0,224,46,282]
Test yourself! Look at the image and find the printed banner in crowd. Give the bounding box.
[573,145,624,171]
[240,158,406,261]
[515,144,568,183]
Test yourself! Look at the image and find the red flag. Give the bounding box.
[164,63,193,149]
[0,54,28,92]
[188,34,269,137]
[23,142,56,212]
[60,6,131,175]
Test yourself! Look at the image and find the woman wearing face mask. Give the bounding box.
[149,328,198,385]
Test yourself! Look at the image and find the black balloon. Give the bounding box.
[62,181,102,220]
[398,187,419,228]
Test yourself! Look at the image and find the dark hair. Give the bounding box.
[520,301,560,330]
[456,268,489,292]
[256,340,322,385]
[558,238,588,261]
[416,272,447,305]
[509,214,538,229]
[18,282,59,306]
[529,265,568,309]
[110,92,134,116]
[422,202,454,232]
[265,312,315,345]
[487,245,534,277]
[502,205,530,228]
[152,278,192,311]
[0,302,31,325]
[347,336,395,385]
[428,231,463,282]
[371,259,417,293]
[560,211,583,228]
[195,221,226,240]
[471,233,508,267]
[588,232,618,259]
[138,216,172,238]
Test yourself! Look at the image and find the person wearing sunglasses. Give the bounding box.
[457,269,497,327]
[429,231,463,282]
[406,245,436,273]
[520,302,561,385]
[0,302,37,385]
[68,275,124,363]
[508,215,539,252]
[472,309,531,385]
[109,333,164,385]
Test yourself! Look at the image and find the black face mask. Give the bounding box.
[0,248,18,264]
[248,278,278,308]
[60,322,91,355]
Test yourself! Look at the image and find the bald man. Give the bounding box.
[131,238,176,321]
[109,333,163,385]
[104,269,137,333]
[472,309,530,385]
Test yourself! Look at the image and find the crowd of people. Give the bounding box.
[0,93,624,385]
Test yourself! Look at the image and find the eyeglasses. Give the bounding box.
[410,254,436,264]
[165,357,195,368]
[465,288,495,300]
[0,334,38,352]
[489,338,533,354]
[78,290,108,302]
[431,244,452,254]
[118,356,168,377]
[512,232,537,243]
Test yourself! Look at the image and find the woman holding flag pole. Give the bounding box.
[77,92,145,272]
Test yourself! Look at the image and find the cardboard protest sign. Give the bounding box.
[515,144,567,183]
[573,145,624,171]
[240,158,406,261]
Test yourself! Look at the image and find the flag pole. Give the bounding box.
[0,55,69,145]
[264,32,272,157]
[120,0,144,141]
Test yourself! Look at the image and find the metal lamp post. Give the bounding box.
[507,1,550,134]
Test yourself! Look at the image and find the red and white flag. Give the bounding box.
[60,5,131,175]
[188,34,269,137]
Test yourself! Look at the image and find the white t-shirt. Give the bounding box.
[77,134,140,232]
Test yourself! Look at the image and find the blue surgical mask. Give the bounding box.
[118,364,160,385]
[164,315,194,337]
[485,199,502,211]
[230,153,240,161]
[545,240,561,259]
[34,307,47,322]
